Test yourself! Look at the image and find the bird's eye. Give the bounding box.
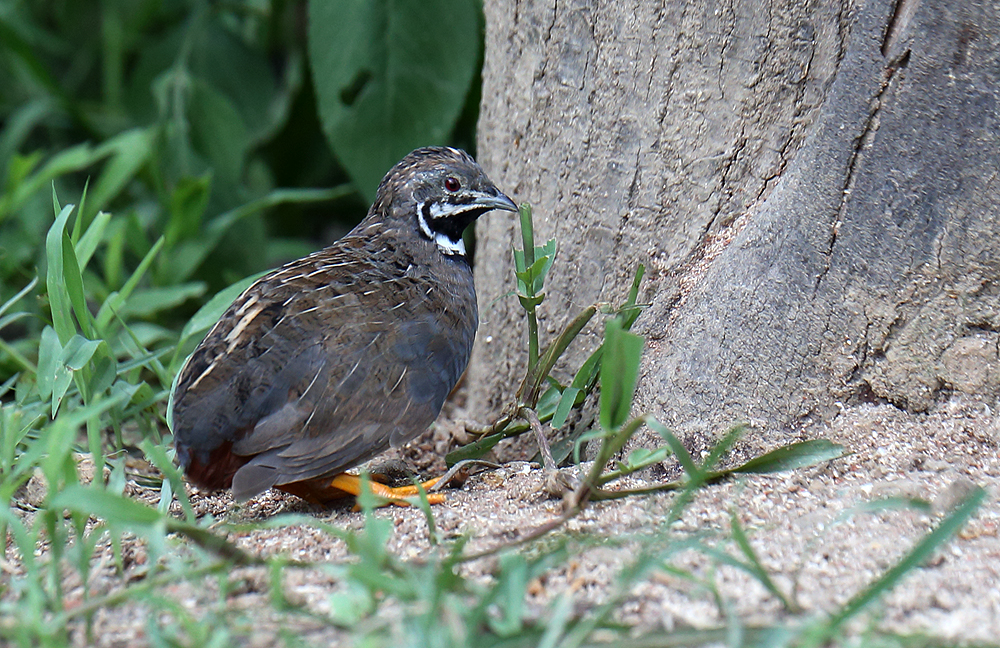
[444,177,461,192]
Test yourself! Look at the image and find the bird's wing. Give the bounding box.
[170,278,340,468]
[172,256,476,500]
[228,309,475,500]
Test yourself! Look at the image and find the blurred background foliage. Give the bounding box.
[0,0,483,388]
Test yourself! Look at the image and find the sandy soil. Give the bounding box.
[9,396,1000,646]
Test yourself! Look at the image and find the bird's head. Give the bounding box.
[373,147,517,256]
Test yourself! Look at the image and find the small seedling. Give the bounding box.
[448,203,646,466]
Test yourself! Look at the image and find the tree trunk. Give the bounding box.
[470,0,1000,447]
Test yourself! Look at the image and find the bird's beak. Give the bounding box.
[477,191,518,213]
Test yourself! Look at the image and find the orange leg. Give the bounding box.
[278,473,445,507]
[329,473,445,507]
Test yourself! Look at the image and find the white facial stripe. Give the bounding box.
[435,232,466,255]
[416,201,434,239]
[430,200,485,219]
[429,202,451,218]
[415,200,467,256]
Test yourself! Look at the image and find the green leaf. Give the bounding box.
[538,591,574,648]
[88,346,118,396]
[187,80,248,186]
[516,293,545,311]
[821,485,985,638]
[75,210,111,269]
[513,240,557,295]
[187,22,287,146]
[515,253,555,295]
[520,304,598,407]
[118,283,207,320]
[0,276,38,327]
[535,384,563,420]
[165,174,212,246]
[61,335,101,371]
[169,186,351,282]
[487,553,528,636]
[647,419,700,477]
[518,203,536,270]
[327,582,376,626]
[618,263,646,330]
[141,439,195,522]
[445,426,513,465]
[0,99,48,187]
[83,128,155,226]
[45,203,78,343]
[1,143,111,220]
[95,236,165,332]
[731,439,846,475]
[36,326,62,400]
[551,387,581,431]
[309,0,482,198]
[729,511,796,610]
[60,230,94,338]
[598,319,644,431]
[551,346,602,432]
[626,447,655,467]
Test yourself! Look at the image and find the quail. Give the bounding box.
[169,147,517,504]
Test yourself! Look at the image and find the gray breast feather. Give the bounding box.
[395,315,474,410]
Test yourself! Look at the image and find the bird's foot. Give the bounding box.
[277,472,444,508]
[328,473,446,509]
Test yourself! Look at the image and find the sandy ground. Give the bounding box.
[8,396,1000,646]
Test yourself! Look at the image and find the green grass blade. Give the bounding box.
[171,186,353,282]
[647,419,700,478]
[36,326,65,410]
[84,128,154,225]
[75,210,112,268]
[117,283,207,320]
[60,231,95,340]
[2,142,109,219]
[819,485,986,639]
[551,386,582,432]
[95,235,166,331]
[71,177,89,242]
[598,319,644,431]
[445,417,534,465]
[0,276,39,322]
[618,263,646,330]
[701,424,745,472]
[537,591,574,648]
[518,203,536,269]
[45,203,79,343]
[141,439,195,522]
[728,511,796,611]
[729,440,846,475]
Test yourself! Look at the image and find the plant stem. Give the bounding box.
[519,203,539,374]
[520,406,556,471]
[573,415,650,507]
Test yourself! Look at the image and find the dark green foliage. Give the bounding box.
[309,0,483,199]
[0,0,481,384]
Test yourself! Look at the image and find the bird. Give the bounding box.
[169,146,517,505]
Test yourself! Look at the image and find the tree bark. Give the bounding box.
[471,0,1000,446]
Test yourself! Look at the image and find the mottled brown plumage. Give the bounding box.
[169,147,516,502]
